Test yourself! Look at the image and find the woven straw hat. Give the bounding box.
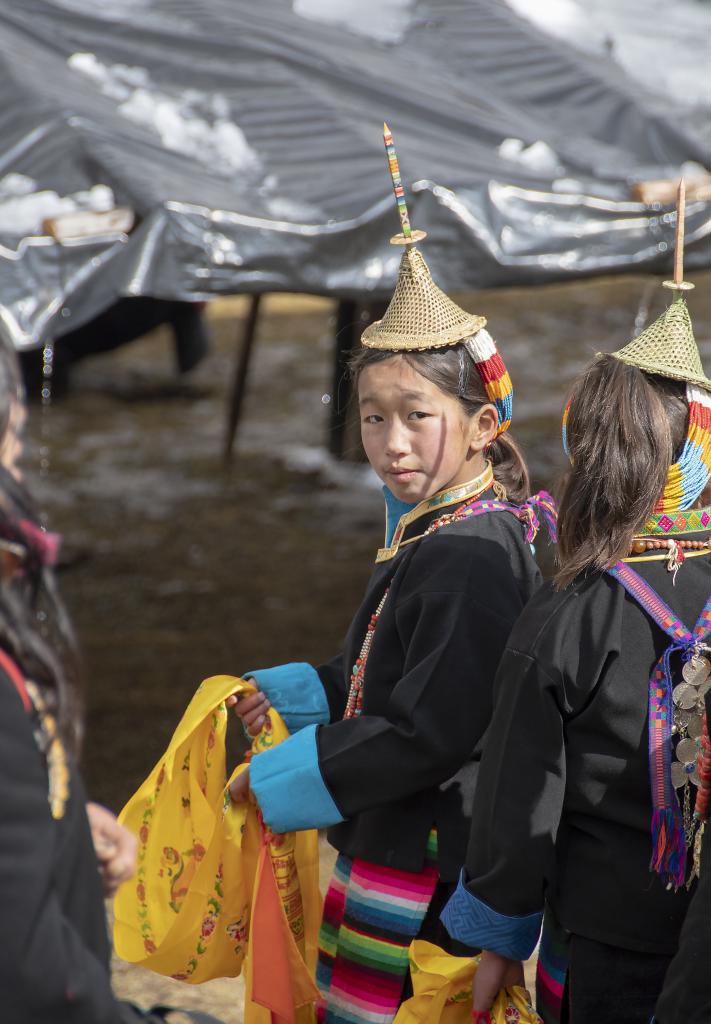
[361,247,487,351]
[611,294,711,391]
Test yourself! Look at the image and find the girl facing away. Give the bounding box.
[441,282,711,1024]
[229,230,556,1024]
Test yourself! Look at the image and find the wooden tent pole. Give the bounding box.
[223,293,262,462]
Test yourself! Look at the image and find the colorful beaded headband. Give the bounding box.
[657,384,711,512]
[463,330,513,436]
[562,383,711,512]
[361,124,513,438]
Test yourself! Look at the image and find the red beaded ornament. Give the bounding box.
[344,589,389,719]
[694,713,711,823]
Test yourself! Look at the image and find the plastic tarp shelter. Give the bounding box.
[0,0,710,350]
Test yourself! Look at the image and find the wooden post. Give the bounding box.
[223,293,262,462]
[328,300,388,459]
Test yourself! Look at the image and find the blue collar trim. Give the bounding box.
[383,487,417,547]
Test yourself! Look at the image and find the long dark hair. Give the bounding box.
[0,342,82,754]
[349,344,530,502]
[555,354,688,589]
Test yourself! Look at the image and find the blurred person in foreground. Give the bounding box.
[0,341,220,1024]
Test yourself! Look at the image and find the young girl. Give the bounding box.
[229,147,556,1024]
[441,261,711,1023]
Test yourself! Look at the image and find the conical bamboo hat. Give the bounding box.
[612,294,711,390]
[361,246,487,351]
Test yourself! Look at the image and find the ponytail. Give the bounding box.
[490,431,530,503]
[555,355,687,589]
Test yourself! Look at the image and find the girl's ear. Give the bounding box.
[467,404,499,453]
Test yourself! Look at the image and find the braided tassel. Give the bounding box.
[650,807,686,889]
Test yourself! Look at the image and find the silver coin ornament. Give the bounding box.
[682,655,711,687]
[688,715,704,740]
[675,737,699,764]
[673,683,699,710]
[672,761,691,789]
[671,760,700,790]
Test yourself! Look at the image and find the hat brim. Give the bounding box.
[612,352,711,393]
[361,316,487,351]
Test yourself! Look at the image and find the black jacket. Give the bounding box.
[316,487,542,880]
[0,666,124,1024]
[462,549,711,954]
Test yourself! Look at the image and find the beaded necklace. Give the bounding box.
[344,589,389,719]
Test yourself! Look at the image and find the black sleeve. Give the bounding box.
[463,648,566,916]
[316,651,347,720]
[654,802,711,1022]
[318,532,528,817]
[0,673,123,1024]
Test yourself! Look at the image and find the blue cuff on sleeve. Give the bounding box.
[250,724,344,832]
[440,871,542,960]
[246,663,330,733]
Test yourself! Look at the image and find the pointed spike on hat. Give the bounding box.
[610,177,711,390]
[663,178,693,295]
[673,178,686,288]
[383,122,413,242]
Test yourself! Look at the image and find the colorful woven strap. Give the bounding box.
[455,490,558,546]
[607,560,711,888]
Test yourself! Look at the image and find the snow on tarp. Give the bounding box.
[0,0,710,349]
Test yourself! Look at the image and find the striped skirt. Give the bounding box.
[536,906,570,1024]
[316,832,438,1024]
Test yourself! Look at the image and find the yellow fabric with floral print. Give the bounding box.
[113,674,321,1017]
[394,941,542,1024]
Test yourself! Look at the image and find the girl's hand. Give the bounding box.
[226,687,271,737]
[472,950,524,1012]
[86,801,138,897]
[229,767,252,803]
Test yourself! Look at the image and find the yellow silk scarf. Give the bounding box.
[394,941,542,1024]
[113,675,321,1024]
